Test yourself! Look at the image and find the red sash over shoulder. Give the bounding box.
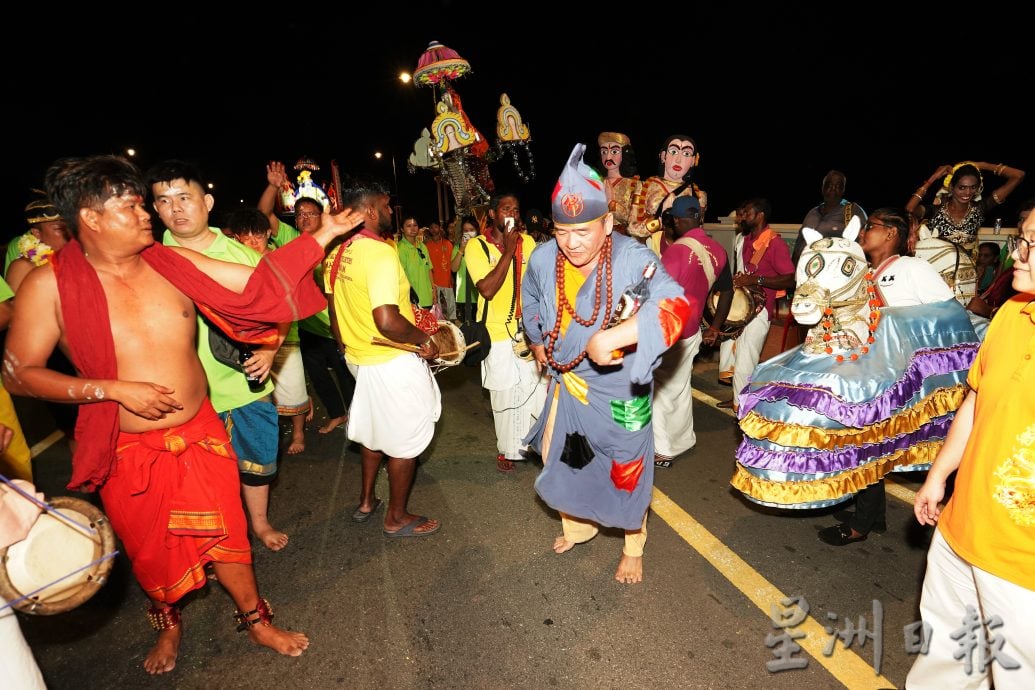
[52,235,327,491]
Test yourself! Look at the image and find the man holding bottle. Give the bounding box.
[522,144,689,584]
[149,160,288,552]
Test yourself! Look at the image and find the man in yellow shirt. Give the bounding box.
[464,192,547,474]
[908,215,1035,688]
[325,181,441,537]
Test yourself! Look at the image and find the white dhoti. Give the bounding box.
[270,342,310,415]
[346,354,441,459]
[732,311,770,405]
[481,341,548,459]
[652,332,702,458]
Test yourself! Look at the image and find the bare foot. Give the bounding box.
[248,623,310,657]
[255,526,289,551]
[318,415,347,434]
[552,535,575,554]
[285,438,305,455]
[143,626,181,674]
[614,554,643,584]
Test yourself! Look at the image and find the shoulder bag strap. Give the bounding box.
[675,236,717,287]
[475,238,491,324]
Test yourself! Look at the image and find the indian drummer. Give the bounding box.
[323,179,442,537]
[716,199,796,412]
[653,196,734,468]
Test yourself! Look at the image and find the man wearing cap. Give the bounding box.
[464,192,546,474]
[594,132,640,234]
[653,196,734,468]
[522,144,690,584]
[628,134,708,256]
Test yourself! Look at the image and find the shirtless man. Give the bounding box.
[2,155,363,674]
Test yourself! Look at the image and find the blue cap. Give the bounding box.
[670,195,701,218]
[551,143,608,227]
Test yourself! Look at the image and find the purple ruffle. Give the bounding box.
[736,415,953,473]
[739,346,977,427]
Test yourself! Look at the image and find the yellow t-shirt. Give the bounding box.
[325,235,415,366]
[464,233,537,343]
[939,295,1035,590]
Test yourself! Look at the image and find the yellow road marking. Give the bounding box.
[651,488,895,689]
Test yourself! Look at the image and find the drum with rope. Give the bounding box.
[701,284,765,342]
[428,320,469,371]
[0,496,117,615]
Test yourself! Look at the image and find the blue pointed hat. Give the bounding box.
[551,143,608,227]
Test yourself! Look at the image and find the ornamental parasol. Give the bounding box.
[413,41,471,86]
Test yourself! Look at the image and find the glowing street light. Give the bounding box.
[399,72,411,84]
[126,148,136,158]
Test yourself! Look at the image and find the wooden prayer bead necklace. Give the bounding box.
[544,235,614,373]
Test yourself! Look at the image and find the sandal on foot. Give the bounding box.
[351,498,383,523]
[383,516,440,539]
[496,454,515,473]
[818,523,868,546]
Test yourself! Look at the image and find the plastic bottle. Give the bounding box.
[993,217,1002,235]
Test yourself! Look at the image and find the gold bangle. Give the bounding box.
[911,193,924,201]
[995,164,1006,176]
[991,192,1002,204]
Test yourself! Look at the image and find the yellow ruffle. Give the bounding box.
[730,441,942,506]
[740,386,966,448]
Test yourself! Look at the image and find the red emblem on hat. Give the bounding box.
[560,193,584,219]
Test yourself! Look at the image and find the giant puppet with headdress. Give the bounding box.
[406,40,535,237]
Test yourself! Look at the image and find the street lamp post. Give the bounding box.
[374,151,401,232]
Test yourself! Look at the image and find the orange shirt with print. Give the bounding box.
[939,294,1035,590]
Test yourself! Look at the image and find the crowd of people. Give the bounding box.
[0,136,1032,688]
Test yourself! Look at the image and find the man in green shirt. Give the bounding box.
[260,162,353,435]
[149,160,286,552]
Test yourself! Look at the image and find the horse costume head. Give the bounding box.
[913,224,977,305]
[792,217,879,360]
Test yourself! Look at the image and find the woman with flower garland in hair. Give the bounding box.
[905,161,1025,258]
[4,191,80,453]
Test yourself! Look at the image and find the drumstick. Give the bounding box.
[371,337,421,353]
[435,341,481,359]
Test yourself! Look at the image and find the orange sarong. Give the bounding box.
[98,400,251,604]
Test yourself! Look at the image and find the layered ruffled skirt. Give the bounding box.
[730,300,980,509]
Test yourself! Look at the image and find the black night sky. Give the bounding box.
[5,7,1031,237]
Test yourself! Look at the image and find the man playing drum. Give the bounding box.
[324,180,442,537]
[2,155,364,674]
[653,196,733,467]
[717,199,796,412]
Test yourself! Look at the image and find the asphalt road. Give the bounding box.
[9,350,935,689]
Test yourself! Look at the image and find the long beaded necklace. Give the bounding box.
[544,235,614,373]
